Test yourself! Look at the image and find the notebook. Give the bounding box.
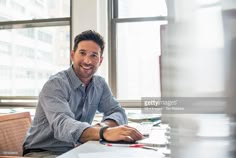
[136,127,169,147]
[128,113,161,122]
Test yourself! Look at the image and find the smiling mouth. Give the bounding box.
[80,65,93,70]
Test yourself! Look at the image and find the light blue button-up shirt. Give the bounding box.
[23,66,127,154]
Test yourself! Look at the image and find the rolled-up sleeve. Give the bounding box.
[98,80,128,125]
[40,78,91,144]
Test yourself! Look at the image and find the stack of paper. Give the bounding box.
[127,113,161,123]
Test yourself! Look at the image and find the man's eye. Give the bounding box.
[91,54,98,58]
[80,52,86,55]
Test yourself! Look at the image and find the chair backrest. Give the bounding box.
[0,112,31,156]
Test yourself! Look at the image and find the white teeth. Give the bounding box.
[81,65,92,70]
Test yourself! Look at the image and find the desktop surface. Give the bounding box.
[57,123,169,158]
[57,114,236,158]
[57,141,165,158]
[57,111,169,158]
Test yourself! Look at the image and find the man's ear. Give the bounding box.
[99,56,103,66]
[70,50,75,61]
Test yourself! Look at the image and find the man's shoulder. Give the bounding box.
[39,69,72,97]
[93,75,106,84]
[92,76,110,89]
[49,70,68,82]
[44,69,70,88]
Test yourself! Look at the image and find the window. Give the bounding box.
[109,0,167,103]
[0,0,70,101]
[0,41,10,54]
[0,0,6,6]
[118,0,167,18]
[10,1,25,14]
[0,0,70,22]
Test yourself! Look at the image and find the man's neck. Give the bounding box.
[80,77,92,86]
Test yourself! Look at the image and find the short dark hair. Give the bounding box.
[73,30,105,56]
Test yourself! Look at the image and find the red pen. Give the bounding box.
[106,143,144,148]
[106,143,158,151]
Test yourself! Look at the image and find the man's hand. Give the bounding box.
[79,125,143,143]
[103,125,144,142]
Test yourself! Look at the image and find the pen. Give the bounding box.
[106,143,158,151]
[106,143,144,148]
[142,146,158,151]
[99,140,158,151]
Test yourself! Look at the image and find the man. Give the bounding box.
[23,30,143,157]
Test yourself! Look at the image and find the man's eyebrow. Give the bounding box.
[91,52,99,55]
[78,49,99,55]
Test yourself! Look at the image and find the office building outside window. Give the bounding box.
[0,0,71,97]
[109,0,167,102]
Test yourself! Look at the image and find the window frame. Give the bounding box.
[108,0,168,107]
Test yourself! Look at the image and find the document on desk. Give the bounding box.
[128,113,161,122]
[136,128,169,147]
[78,149,164,158]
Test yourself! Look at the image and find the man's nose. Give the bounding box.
[83,55,92,64]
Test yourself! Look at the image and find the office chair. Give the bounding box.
[0,112,31,157]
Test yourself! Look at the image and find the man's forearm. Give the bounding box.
[79,124,143,144]
[79,126,100,143]
[79,119,118,143]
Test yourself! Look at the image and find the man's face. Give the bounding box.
[71,40,103,83]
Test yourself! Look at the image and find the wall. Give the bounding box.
[71,0,108,80]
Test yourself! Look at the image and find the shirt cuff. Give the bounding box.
[102,112,127,125]
[75,122,91,144]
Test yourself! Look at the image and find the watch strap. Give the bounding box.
[99,126,109,141]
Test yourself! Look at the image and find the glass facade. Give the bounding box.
[0,0,70,96]
[112,0,167,100]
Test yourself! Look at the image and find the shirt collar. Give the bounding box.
[67,65,95,90]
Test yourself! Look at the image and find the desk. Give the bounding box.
[57,141,165,158]
[57,126,169,158]
[58,114,236,158]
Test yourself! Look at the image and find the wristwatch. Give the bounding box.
[98,123,109,141]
